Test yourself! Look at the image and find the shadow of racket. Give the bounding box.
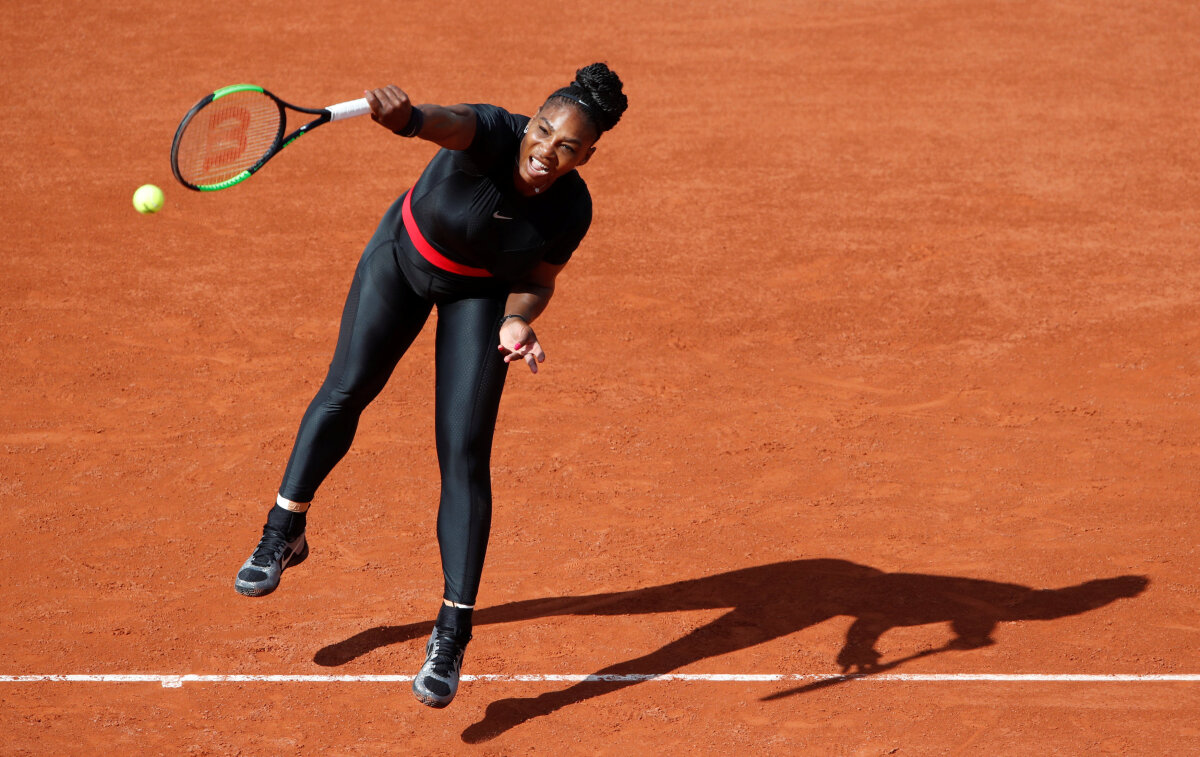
[760,642,958,701]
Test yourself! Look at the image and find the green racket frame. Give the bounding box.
[170,84,369,192]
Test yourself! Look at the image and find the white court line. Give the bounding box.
[2,674,1199,688]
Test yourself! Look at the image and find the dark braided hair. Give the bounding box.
[546,62,628,136]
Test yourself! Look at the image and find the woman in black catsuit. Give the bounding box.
[232,63,627,708]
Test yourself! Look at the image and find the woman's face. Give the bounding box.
[515,101,599,195]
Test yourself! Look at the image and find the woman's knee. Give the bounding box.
[315,375,386,417]
[437,434,493,481]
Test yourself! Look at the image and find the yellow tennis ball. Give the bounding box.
[133,184,165,214]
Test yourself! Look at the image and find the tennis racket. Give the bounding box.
[170,84,371,192]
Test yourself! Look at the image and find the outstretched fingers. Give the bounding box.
[499,340,545,374]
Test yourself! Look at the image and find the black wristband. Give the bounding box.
[499,314,528,326]
[393,107,424,137]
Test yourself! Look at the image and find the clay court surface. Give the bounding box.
[2,0,1199,753]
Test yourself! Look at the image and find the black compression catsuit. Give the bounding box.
[277,104,591,605]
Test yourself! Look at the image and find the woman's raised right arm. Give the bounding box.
[364,85,476,150]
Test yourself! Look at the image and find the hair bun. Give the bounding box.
[572,62,627,133]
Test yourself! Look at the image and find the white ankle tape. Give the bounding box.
[276,494,311,513]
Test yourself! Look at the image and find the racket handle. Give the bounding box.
[327,98,371,121]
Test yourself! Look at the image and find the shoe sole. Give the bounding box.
[234,538,309,597]
[234,582,274,598]
[411,688,452,709]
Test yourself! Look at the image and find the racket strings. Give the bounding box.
[174,90,282,186]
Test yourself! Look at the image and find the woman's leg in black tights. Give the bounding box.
[279,240,432,502]
[433,296,509,606]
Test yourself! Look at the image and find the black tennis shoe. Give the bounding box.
[412,626,471,708]
[234,525,308,597]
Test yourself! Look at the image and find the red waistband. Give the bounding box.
[402,190,493,278]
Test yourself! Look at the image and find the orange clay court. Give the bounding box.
[1,0,1198,753]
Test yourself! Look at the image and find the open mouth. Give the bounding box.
[529,155,552,176]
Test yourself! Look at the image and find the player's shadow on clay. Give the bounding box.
[313,559,1147,743]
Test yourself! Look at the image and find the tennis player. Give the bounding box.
[233,63,627,708]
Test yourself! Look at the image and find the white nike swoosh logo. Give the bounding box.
[492,211,513,220]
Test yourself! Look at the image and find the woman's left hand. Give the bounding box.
[497,318,546,374]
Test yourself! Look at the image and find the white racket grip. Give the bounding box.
[327,98,371,121]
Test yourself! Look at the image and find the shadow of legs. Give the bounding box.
[313,621,429,667]
[312,595,635,667]
[462,609,773,743]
